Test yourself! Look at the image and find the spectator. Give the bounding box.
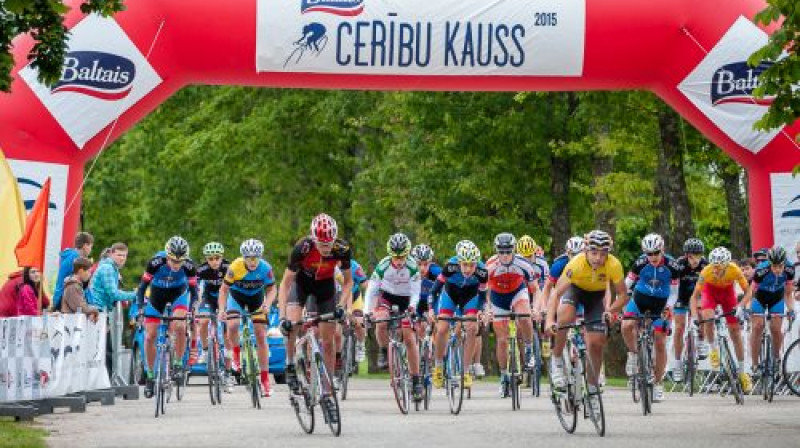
[15,267,51,316]
[53,232,94,310]
[90,242,136,312]
[61,256,99,322]
[90,247,111,277]
[739,257,757,282]
[0,270,25,317]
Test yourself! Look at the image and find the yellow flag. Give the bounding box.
[0,147,26,287]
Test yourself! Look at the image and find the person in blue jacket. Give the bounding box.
[53,232,94,309]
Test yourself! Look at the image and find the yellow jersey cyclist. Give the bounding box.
[548,230,628,401]
[689,246,753,393]
[365,233,424,401]
[217,239,277,397]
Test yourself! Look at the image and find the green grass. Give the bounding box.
[0,419,47,448]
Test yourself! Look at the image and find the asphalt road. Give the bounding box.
[42,378,800,448]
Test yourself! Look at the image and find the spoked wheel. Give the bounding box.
[582,355,606,437]
[782,339,800,397]
[388,343,410,414]
[637,345,652,415]
[551,360,577,433]
[130,342,145,386]
[631,372,640,403]
[686,335,697,397]
[720,339,744,405]
[339,331,354,401]
[316,353,342,436]
[446,339,465,415]
[245,345,261,409]
[511,372,521,410]
[154,351,166,418]
[207,341,219,405]
[762,336,774,402]
[420,341,433,411]
[292,352,315,434]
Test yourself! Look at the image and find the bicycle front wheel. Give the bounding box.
[762,335,774,402]
[551,359,577,433]
[316,352,342,436]
[340,331,354,401]
[388,343,410,414]
[446,339,465,415]
[720,338,744,405]
[686,333,696,397]
[582,353,606,437]
[292,347,315,434]
[637,348,652,415]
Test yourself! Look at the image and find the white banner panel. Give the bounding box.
[257,0,585,76]
[771,173,800,257]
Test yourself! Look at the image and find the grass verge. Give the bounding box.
[0,418,47,448]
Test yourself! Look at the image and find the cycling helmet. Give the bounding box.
[387,233,411,257]
[584,230,612,251]
[767,245,787,265]
[310,213,338,243]
[203,242,224,257]
[753,247,769,260]
[240,239,264,258]
[455,240,481,263]
[683,238,705,255]
[641,233,665,253]
[165,236,189,260]
[494,233,516,254]
[708,247,732,266]
[565,236,585,255]
[411,244,434,262]
[516,235,536,257]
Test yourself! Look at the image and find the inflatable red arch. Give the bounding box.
[2,0,799,276]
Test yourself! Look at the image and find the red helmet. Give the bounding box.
[310,213,338,243]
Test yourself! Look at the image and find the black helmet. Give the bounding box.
[683,238,705,255]
[494,233,516,253]
[767,246,787,265]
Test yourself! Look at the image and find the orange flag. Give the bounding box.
[15,177,50,270]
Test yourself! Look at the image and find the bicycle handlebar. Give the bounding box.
[438,315,478,322]
[696,309,736,325]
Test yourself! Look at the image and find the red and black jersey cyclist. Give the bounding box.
[278,213,354,394]
[137,236,200,398]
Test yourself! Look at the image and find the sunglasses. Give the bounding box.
[206,256,222,262]
[167,257,185,264]
[497,250,514,256]
[645,251,662,256]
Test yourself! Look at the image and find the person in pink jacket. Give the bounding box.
[16,267,50,316]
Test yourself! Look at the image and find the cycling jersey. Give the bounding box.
[676,256,708,304]
[627,254,680,299]
[548,254,570,283]
[365,257,422,311]
[288,237,352,281]
[432,257,488,312]
[197,259,231,298]
[224,257,275,296]
[486,254,537,294]
[697,263,748,290]
[562,253,624,292]
[137,255,199,318]
[351,259,368,294]
[752,261,795,293]
[420,263,442,309]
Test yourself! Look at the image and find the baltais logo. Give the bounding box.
[301,0,364,16]
[711,61,774,107]
[51,51,136,101]
[782,194,800,218]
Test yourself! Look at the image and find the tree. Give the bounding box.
[749,1,800,132]
[0,0,125,92]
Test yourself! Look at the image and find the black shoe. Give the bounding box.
[412,375,423,402]
[144,379,155,398]
[377,348,388,370]
[286,364,301,394]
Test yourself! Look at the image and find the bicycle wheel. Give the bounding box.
[581,353,606,437]
[720,338,744,405]
[763,335,774,402]
[154,347,165,418]
[551,358,577,434]
[340,331,354,401]
[130,342,145,386]
[782,339,800,397]
[686,333,696,397]
[315,352,341,436]
[388,342,410,414]
[446,338,465,415]
[637,339,652,415]
[246,340,261,409]
[631,371,640,403]
[207,341,218,405]
[509,338,520,410]
[532,330,542,397]
[292,348,315,434]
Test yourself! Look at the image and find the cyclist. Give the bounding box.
[689,246,753,393]
[347,259,370,363]
[740,246,796,376]
[279,213,354,396]
[516,235,549,311]
[548,230,628,404]
[487,233,540,397]
[431,240,487,390]
[365,233,423,400]
[195,242,233,388]
[621,233,681,402]
[217,239,277,397]
[671,238,708,382]
[137,236,200,398]
[411,244,441,347]
[542,236,586,320]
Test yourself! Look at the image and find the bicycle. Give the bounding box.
[289,311,342,436]
[336,314,357,401]
[438,314,477,415]
[196,312,226,405]
[550,319,606,437]
[418,319,434,411]
[697,309,744,405]
[370,307,414,414]
[504,312,531,410]
[623,313,660,416]
[528,315,545,398]
[748,308,782,402]
[149,304,187,418]
[682,319,700,397]
[227,309,265,409]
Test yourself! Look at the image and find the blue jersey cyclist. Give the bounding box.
[346,259,370,363]
[137,236,200,399]
[741,246,796,376]
[430,240,488,389]
[543,236,586,321]
[621,233,681,403]
[217,238,277,397]
[411,244,441,339]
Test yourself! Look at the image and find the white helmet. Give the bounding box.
[641,233,664,253]
[240,239,264,258]
[565,236,585,255]
[708,247,732,265]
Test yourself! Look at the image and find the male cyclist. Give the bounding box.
[195,242,233,388]
[740,246,796,377]
[671,238,707,382]
[516,235,548,310]
[411,244,441,342]
[217,239,277,396]
[548,230,628,409]
[138,236,200,398]
[689,246,753,393]
[345,259,369,363]
[365,233,423,400]
[487,233,540,397]
[431,241,487,390]
[542,236,585,320]
[621,233,681,402]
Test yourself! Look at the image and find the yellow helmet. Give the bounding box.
[516,235,536,258]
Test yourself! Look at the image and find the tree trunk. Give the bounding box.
[720,166,750,259]
[658,109,695,254]
[550,154,572,259]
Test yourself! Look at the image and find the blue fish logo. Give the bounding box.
[782,194,800,218]
[51,51,136,101]
[301,0,364,16]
